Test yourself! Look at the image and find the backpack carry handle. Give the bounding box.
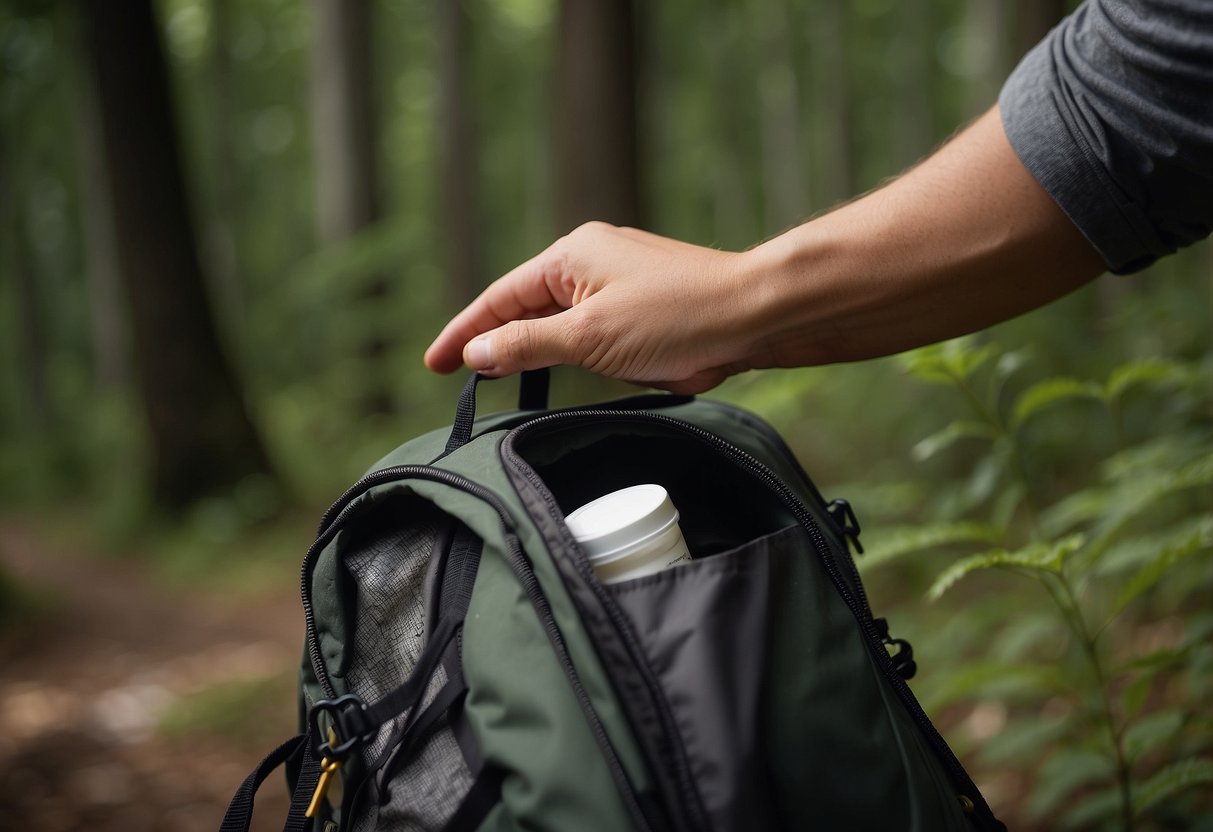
[445,369,550,453]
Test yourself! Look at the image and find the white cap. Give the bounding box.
[564,484,681,566]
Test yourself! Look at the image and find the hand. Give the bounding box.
[424,222,769,394]
[425,109,1105,394]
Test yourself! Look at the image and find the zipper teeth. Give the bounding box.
[507,408,996,825]
[300,463,651,831]
[714,399,873,615]
[511,457,706,832]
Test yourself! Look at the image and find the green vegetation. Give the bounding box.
[1,0,1209,827]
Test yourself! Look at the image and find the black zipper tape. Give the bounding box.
[502,408,1003,831]
[299,464,654,832]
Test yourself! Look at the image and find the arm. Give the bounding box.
[424,106,1105,394]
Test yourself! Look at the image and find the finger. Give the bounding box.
[463,311,581,376]
[424,248,577,373]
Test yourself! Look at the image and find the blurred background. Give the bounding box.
[0,0,1209,829]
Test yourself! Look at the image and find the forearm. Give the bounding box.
[743,106,1106,367]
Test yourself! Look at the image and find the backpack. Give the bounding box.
[221,371,1007,832]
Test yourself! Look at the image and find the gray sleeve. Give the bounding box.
[999,0,1213,274]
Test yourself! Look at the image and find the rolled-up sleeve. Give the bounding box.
[999,0,1213,274]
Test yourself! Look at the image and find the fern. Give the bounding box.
[927,535,1083,601]
[1110,518,1213,616]
[911,420,998,461]
[1104,358,1187,401]
[861,521,1004,569]
[1010,376,1103,429]
[1134,758,1213,815]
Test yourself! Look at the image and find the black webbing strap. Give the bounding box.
[283,742,321,832]
[517,368,550,411]
[378,654,470,803]
[440,765,506,832]
[443,370,551,454]
[220,734,308,832]
[439,526,483,622]
[362,615,460,730]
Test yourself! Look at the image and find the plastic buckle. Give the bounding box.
[827,498,864,554]
[308,694,375,760]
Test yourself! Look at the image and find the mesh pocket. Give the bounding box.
[343,497,474,832]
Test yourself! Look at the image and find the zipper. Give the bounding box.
[299,464,654,832]
[713,400,875,618]
[505,448,709,832]
[502,408,999,829]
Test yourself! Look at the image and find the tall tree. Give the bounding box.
[0,139,51,427]
[1014,0,1069,62]
[811,0,856,205]
[78,0,275,508]
[206,0,243,339]
[555,0,642,232]
[309,0,391,412]
[66,6,129,390]
[893,0,934,169]
[437,0,483,308]
[755,0,809,230]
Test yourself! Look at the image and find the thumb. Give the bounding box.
[463,314,573,376]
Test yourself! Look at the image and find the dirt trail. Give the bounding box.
[0,521,305,832]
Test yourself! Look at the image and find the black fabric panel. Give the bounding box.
[441,766,505,832]
[606,527,799,831]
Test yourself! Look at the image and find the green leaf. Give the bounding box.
[1124,710,1185,761]
[1110,518,1213,616]
[901,341,997,385]
[1120,675,1155,720]
[924,662,1068,710]
[911,420,999,461]
[1026,749,1114,820]
[1105,358,1187,401]
[980,715,1070,766]
[927,535,1084,601]
[1011,377,1104,429]
[1038,486,1113,537]
[1061,785,1123,830]
[861,522,1005,569]
[1134,758,1213,816]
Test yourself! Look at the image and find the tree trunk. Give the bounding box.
[893,0,934,169]
[65,6,129,390]
[206,0,243,339]
[964,0,1010,118]
[437,0,483,308]
[1014,0,1069,62]
[78,0,275,508]
[0,140,51,428]
[811,0,856,204]
[555,0,642,232]
[756,0,809,230]
[309,0,391,413]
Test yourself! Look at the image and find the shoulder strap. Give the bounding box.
[220,734,317,832]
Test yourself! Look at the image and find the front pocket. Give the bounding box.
[605,524,803,831]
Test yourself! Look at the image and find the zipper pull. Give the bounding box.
[873,617,917,680]
[307,756,343,818]
[827,498,864,554]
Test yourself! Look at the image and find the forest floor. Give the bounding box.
[0,518,304,832]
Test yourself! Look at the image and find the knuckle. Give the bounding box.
[505,321,539,364]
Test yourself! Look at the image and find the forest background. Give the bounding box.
[1,0,1210,830]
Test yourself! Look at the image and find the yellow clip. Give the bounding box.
[306,757,342,818]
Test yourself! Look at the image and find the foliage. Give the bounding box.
[858,337,1213,830]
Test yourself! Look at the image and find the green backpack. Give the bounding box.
[221,372,1006,832]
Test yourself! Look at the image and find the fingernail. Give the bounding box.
[466,336,492,369]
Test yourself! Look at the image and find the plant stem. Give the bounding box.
[953,373,1042,532]
[1048,572,1135,830]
